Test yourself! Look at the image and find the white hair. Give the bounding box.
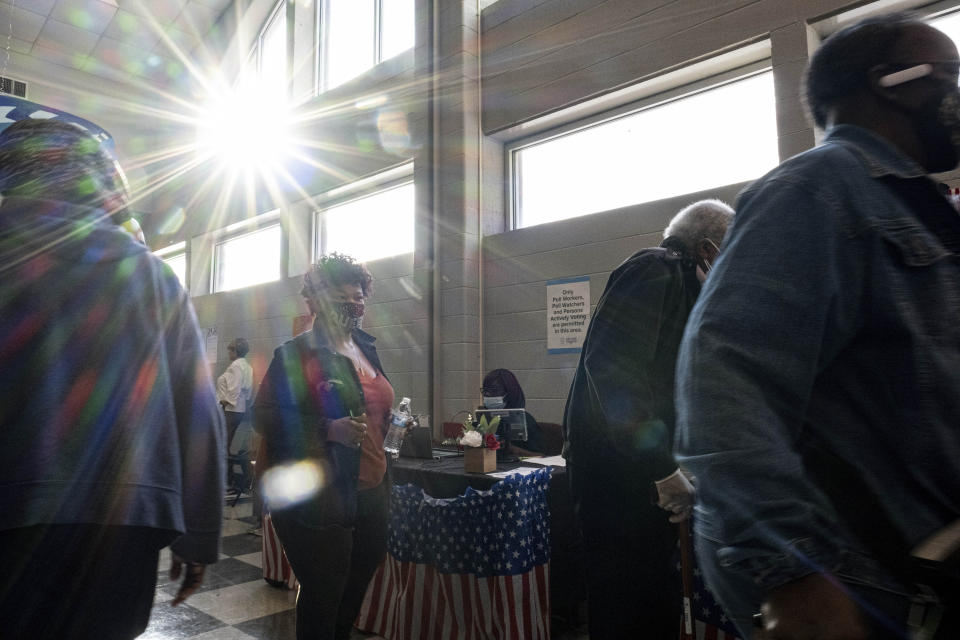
[662,199,735,252]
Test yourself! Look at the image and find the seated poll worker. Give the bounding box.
[254,253,399,640]
[479,368,544,457]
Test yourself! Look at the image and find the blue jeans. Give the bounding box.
[695,533,960,639]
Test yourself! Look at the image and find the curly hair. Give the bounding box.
[301,253,373,299]
[0,118,128,217]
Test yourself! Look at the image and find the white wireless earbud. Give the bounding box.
[879,64,933,87]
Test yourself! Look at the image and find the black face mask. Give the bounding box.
[915,88,960,173]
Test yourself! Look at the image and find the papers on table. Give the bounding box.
[487,467,543,479]
[520,455,567,468]
[486,456,567,479]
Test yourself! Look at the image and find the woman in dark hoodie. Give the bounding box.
[480,368,544,457]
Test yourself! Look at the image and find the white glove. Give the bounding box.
[654,468,695,523]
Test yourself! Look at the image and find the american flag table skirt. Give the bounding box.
[356,468,552,640]
[682,528,742,640]
[687,570,742,640]
[262,511,298,590]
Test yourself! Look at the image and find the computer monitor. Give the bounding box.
[474,408,528,443]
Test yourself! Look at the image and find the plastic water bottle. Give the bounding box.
[383,397,411,459]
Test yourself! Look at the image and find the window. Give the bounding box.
[201,5,290,177]
[931,10,960,47]
[315,181,414,262]
[163,253,187,288]
[320,0,414,91]
[155,242,187,289]
[511,70,778,229]
[233,2,286,99]
[214,224,283,292]
[259,2,288,98]
[380,0,415,61]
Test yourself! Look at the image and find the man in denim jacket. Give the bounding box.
[676,14,960,640]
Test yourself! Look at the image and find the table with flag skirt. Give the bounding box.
[356,467,553,640]
[684,551,742,640]
[261,511,298,590]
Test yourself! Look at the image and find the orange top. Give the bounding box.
[356,372,394,490]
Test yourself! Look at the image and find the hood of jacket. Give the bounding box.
[0,196,146,271]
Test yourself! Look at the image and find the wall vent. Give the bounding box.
[0,76,27,98]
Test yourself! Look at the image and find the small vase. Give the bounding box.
[464,446,496,473]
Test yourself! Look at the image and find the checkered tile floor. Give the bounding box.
[143,496,383,640]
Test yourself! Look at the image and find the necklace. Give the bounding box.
[345,340,366,378]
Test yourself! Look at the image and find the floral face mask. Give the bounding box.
[335,301,365,330]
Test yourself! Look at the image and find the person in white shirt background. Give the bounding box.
[217,338,254,492]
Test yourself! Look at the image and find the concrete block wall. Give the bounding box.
[363,255,428,414]
[430,0,486,424]
[482,184,745,422]
[474,0,939,421]
[174,0,950,429]
[192,271,306,397]
[192,253,423,411]
[480,0,879,137]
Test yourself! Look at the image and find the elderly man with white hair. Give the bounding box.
[562,198,734,639]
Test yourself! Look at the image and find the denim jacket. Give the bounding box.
[675,125,960,594]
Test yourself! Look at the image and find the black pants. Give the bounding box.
[569,464,681,639]
[0,524,173,640]
[225,410,254,490]
[272,479,389,640]
[225,410,244,452]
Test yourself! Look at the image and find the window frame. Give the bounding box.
[154,241,188,290]
[505,60,773,230]
[311,163,415,262]
[258,0,287,78]
[235,0,286,97]
[812,0,959,38]
[317,0,413,93]
[212,213,284,293]
[377,0,415,63]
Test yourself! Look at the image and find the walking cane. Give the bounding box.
[679,519,695,640]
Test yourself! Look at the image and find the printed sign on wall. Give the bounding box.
[546,276,590,354]
[204,327,218,369]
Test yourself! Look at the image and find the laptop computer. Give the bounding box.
[399,426,462,459]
